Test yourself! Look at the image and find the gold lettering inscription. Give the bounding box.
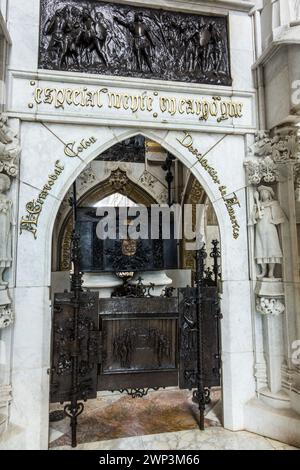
[64,136,97,158]
[177,131,240,239]
[20,160,65,239]
[32,85,244,123]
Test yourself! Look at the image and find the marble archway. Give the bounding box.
[11,124,253,449]
[54,167,159,272]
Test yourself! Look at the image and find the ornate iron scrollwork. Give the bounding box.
[179,240,222,431]
[116,387,160,398]
[112,276,154,298]
[50,182,100,448]
[39,0,232,86]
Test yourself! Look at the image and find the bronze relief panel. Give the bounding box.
[39,0,232,86]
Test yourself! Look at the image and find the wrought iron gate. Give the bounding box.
[178,243,222,429]
[49,234,222,447]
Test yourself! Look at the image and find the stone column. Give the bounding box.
[0,115,20,436]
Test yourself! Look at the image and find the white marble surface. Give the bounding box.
[245,398,300,448]
[12,286,51,370]
[214,187,249,282]
[51,428,298,451]
[222,351,256,430]
[7,1,39,71]
[221,280,253,354]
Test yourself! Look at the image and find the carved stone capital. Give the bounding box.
[0,304,14,329]
[256,297,285,316]
[0,115,20,179]
[245,156,279,185]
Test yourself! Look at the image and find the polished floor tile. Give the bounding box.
[49,388,298,450]
[49,388,221,448]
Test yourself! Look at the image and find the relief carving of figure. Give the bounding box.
[77,8,108,67]
[0,174,14,286]
[203,22,226,74]
[39,1,231,85]
[43,7,70,66]
[114,12,155,73]
[250,186,286,279]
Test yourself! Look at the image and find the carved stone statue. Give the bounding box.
[0,174,14,286]
[250,186,285,279]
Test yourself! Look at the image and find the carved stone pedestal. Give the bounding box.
[255,279,289,408]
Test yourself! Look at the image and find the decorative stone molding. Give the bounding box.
[77,164,96,190]
[0,289,13,329]
[246,129,300,185]
[109,168,130,192]
[255,279,285,316]
[0,305,14,329]
[254,361,268,390]
[248,130,300,162]
[104,162,132,177]
[157,191,168,204]
[245,157,279,185]
[0,384,12,435]
[256,297,285,316]
[0,116,20,178]
[0,116,19,330]
[139,170,156,190]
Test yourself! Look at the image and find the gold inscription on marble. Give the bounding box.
[107,92,154,113]
[64,136,97,158]
[177,131,240,239]
[20,160,64,239]
[34,87,108,109]
[33,86,244,123]
[159,95,243,122]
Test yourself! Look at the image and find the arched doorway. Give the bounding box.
[11,126,254,450]
[48,134,223,448]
